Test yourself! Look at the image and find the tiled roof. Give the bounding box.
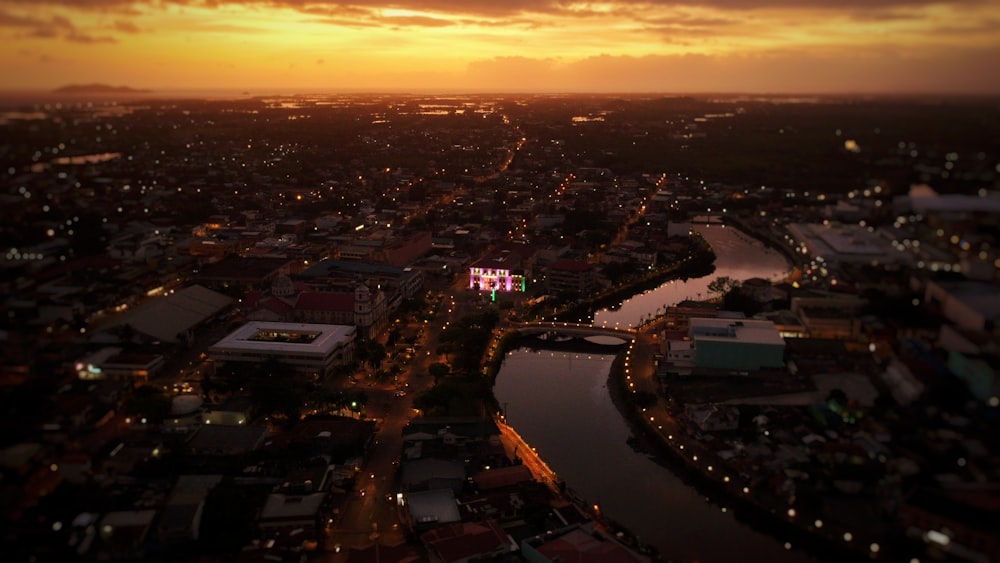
[294,292,353,312]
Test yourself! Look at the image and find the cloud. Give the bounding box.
[380,15,455,27]
[3,0,994,32]
[113,19,141,33]
[461,46,1000,94]
[66,30,116,43]
[0,0,988,14]
[0,7,115,44]
[0,9,41,27]
[1,7,116,43]
[465,56,564,91]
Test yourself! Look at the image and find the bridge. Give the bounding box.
[514,321,635,342]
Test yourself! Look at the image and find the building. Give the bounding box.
[790,294,867,339]
[546,258,597,296]
[99,284,233,344]
[258,492,326,537]
[468,244,534,293]
[403,488,462,530]
[786,222,903,267]
[202,396,254,426]
[208,321,355,377]
[420,520,514,563]
[186,425,268,456]
[157,474,223,543]
[245,277,390,340]
[689,318,785,371]
[925,280,1000,333]
[75,347,164,385]
[194,256,291,291]
[96,509,158,561]
[298,258,424,299]
[521,524,649,563]
[292,283,389,340]
[469,253,526,293]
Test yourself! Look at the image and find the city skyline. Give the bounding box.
[3,0,1000,95]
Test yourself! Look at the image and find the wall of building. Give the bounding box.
[694,340,785,371]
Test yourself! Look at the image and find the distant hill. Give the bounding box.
[52,83,152,95]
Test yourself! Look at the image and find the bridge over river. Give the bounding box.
[513,321,635,344]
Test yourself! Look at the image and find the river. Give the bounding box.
[494,224,813,562]
[593,223,791,329]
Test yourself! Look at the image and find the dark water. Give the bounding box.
[494,350,813,562]
[495,226,813,562]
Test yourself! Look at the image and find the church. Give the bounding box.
[242,275,389,340]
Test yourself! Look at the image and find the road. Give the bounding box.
[496,421,561,493]
[323,285,470,559]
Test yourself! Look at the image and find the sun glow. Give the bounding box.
[1,0,997,93]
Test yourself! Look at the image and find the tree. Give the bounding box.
[356,340,387,372]
[247,359,308,423]
[428,362,450,382]
[634,390,658,409]
[435,342,455,363]
[707,275,740,298]
[386,326,401,349]
[199,478,262,556]
[123,385,171,424]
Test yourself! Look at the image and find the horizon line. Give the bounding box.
[1,88,999,109]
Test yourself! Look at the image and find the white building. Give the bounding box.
[208,321,355,377]
[689,318,785,372]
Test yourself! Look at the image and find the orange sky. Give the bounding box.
[3,0,999,94]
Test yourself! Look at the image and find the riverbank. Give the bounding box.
[548,233,717,324]
[609,327,883,563]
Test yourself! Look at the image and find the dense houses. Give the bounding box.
[0,94,997,562]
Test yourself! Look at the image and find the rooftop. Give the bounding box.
[209,321,355,355]
[690,317,785,346]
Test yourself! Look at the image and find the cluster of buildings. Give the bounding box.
[646,184,1000,561]
[0,93,998,562]
[381,416,649,563]
[0,95,697,562]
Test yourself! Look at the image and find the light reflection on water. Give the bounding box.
[594,224,791,328]
[495,228,812,562]
[494,350,813,563]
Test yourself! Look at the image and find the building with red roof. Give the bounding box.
[420,520,514,563]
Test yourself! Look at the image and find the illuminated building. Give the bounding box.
[75,347,164,384]
[468,244,533,293]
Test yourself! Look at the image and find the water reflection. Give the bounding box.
[495,227,812,562]
[594,224,791,328]
[495,350,812,562]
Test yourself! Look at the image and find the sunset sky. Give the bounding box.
[3,0,999,94]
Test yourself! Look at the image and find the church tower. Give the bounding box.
[354,282,373,338]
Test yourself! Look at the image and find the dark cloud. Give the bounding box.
[67,30,116,42]
[0,9,41,27]
[1,9,115,43]
[113,19,141,33]
[0,0,988,15]
[638,12,739,39]
[381,15,454,27]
